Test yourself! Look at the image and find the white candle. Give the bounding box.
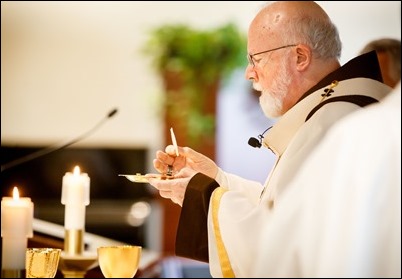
[61,166,90,230]
[1,186,34,270]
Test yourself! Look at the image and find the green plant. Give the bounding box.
[143,22,247,147]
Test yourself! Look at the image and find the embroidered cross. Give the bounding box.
[321,80,339,100]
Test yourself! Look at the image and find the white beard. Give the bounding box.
[254,60,292,118]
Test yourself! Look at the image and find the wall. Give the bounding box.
[1,1,401,179]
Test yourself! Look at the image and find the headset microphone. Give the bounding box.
[248,126,272,148]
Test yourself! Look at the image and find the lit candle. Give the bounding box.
[61,166,90,255]
[1,187,34,272]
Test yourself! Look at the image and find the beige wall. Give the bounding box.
[1,1,401,172]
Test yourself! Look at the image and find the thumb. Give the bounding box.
[165,145,201,159]
[181,146,208,161]
[166,145,209,163]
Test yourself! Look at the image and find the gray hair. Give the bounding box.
[360,38,401,83]
[284,16,342,60]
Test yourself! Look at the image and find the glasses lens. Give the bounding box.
[247,54,254,67]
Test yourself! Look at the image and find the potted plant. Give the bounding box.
[144,22,247,160]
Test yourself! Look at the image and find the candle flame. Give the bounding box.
[73,166,81,176]
[12,186,20,200]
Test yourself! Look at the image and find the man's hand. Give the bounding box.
[146,167,197,206]
[152,145,218,179]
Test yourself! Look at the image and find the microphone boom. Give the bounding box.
[1,108,118,172]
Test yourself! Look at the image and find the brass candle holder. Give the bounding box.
[60,166,96,278]
[64,229,84,255]
[58,229,98,278]
[1,269,23,278]
[58,252,98,278]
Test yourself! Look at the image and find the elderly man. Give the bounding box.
[147,1,391,277]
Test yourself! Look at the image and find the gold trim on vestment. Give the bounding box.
[211,187,235,278]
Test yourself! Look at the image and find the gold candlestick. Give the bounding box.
[58,252,98,278]
[1,269,23,278]
[59,229,97,278]
[64,229,84,255]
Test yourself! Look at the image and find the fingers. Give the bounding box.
[153,150,175,174]
[154,148,187,175]
[156,150,175,165]
[150,146,202,207]
[147,174,192,207]
[159,145,200,164]
[166,145,196,161]
[153,159,175,175]
[165,145,178,156]
[153,158,164,173]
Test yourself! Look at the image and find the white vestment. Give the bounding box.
[208,78,391,277]
[251,83,401,278]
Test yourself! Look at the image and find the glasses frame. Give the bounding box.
[247,44,297,67]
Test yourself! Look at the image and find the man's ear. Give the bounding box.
[295,44,311,71]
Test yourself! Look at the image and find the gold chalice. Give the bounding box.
[97,245,141,278]
[25,248,61,278]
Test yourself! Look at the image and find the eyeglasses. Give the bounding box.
[247,44,297,67]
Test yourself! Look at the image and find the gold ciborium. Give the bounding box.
[25,248,61,278]
[97,245,141,278]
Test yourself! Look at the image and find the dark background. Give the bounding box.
[0,146,154,246]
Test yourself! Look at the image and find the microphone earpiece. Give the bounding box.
[248,126,272,149]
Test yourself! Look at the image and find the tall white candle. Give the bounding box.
[61,166,90,230]
[1,186,34,270]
